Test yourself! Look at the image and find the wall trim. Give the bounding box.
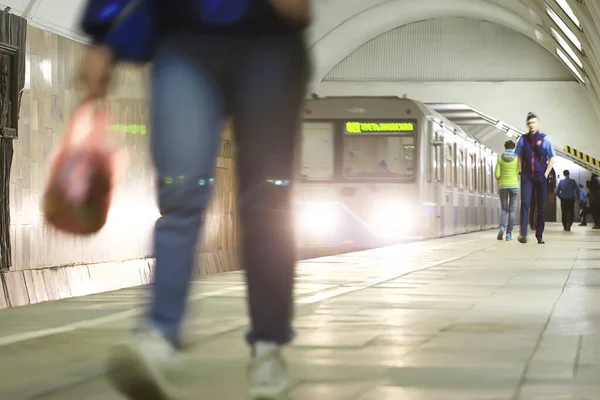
[0,249,240,308]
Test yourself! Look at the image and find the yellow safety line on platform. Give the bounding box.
[564,145,600,168]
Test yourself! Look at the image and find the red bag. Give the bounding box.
[42,101,129,235]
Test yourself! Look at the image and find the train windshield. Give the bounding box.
[343,121,416,179]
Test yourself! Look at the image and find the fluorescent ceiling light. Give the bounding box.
[547,6,582,52]
[553,0,581,28]
[556,48,584,83]
[551,28,583,68]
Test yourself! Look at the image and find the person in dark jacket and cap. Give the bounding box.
[515,112,556,244]
[77,0,311,399]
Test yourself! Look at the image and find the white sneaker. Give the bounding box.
[106,329,180,400]
[248,342,289,399]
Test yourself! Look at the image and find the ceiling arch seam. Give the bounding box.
[572,12,600,62]
[309,0,389,50]
[22,0,42,18]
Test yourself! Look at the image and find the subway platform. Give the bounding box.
[0,224,599,400]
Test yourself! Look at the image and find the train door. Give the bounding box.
[435,139,444,236]
[467,151,477,232]
[443,137,455,235]
[484,157,492,229]
[487,159,494,228]
[429,120,444,238]
[478,152,486,230]
[457,143,466,233]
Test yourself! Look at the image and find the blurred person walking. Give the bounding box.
[78,0,311,399]
[515,112,555,244]
[555,170,579,231]
[495,139,520,241]
[590,174,600,229]
[578,183,588,225]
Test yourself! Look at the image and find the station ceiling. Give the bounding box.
[0,0,598,114]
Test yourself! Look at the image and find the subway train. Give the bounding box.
[294,96,500,252]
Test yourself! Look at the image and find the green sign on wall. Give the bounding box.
[109,124,147,135]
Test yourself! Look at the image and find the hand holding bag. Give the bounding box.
[42,101,129,235]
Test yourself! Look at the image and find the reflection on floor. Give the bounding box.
[0,223,599,399]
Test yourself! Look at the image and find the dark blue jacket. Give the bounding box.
[515,131,555,177]
[556,177,580,199]
[81,0,299,62]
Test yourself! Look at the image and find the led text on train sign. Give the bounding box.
[345,121,415,134]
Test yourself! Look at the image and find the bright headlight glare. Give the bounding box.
[370,203,412,238]
[297,203,339,236]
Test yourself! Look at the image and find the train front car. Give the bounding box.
[295,97,426,253]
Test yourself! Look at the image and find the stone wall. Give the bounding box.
[0,26,240,308]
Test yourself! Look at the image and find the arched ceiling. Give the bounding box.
[308,0,600,117]
[0,0,598,114]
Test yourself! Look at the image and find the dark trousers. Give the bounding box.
[529,189,537,231]
[520,174,547,238]
[593,201,600,227]
[560,198,575,230]
[148,32,309,345]
[579,200,587,223]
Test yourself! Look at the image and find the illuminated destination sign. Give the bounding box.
[345,121,415,134]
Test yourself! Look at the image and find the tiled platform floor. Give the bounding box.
[1,223,600,400]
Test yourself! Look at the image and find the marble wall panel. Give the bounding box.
[7,26,240,276]
[0,26,240,307]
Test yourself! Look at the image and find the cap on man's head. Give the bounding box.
[527,112,538,121]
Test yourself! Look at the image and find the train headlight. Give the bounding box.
[370,203,412,238]
[296,203,339,236]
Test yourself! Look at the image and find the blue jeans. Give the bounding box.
[499,188,518,233]
[148,32,309,345]
[520,174,547,239]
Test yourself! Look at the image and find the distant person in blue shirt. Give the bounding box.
[515,112,556,244]
[579,184,588,226]
[555,170,580,231]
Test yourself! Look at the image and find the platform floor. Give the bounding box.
[1,224,600,400]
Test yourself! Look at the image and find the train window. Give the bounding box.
[436,142,443,183]
[458,149,465,190]
[489,163,493,194]
[489,163,494,194]
[486,161,490,193]
[427,133,433,183]
[300,122,334,180]
[427,125,435,183]
[469,154,476,191]
[480,159,486,192]
[343,134,416,179]
[445,143,453,187]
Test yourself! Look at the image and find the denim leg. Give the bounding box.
[507,188,519,234]
[231,34,309,346]
[520,175,533,237]
[147,36,225,343]
[499,189,508,229]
